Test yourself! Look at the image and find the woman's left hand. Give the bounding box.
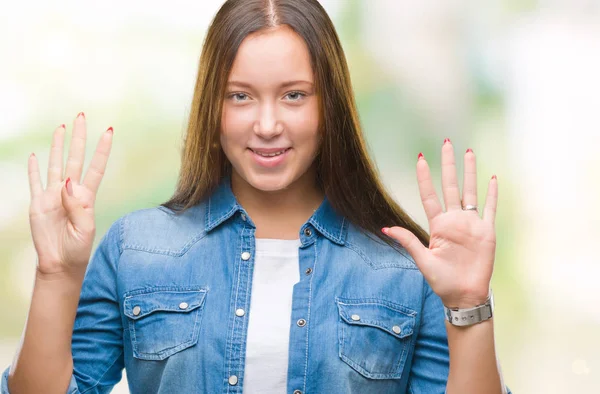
[383,138,498,309]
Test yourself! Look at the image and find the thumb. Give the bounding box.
[383,226,429,270]
[61,178,90,232]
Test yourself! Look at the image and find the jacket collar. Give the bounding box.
[206,176,347,245]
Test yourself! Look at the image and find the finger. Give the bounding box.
[61,178,93,234]
[82,127,114,194]
[47,124,66,185]
[28,153,43,198]
[441,138,461,211]
[461,148,478,212]
[383,226,431,273]
[64,112,87,184]
[482,175,498,226]
[416,153,443,220]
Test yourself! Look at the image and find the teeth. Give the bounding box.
[254,149,287,157]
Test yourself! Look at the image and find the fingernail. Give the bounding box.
[106,126,113,134]
[417,152,424,160]
[30,152,35,158]
[444,138,451,144]
[381,227,389,234]
[66,177,73,196]
[60,124,66,129]
[77,112,85,119]
[466,148,473,153]
[492,175,497,180]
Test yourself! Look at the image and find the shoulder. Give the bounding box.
[116,201,209,256]
[344,222,419,271]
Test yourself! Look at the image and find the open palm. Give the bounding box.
[28,113,113,276]
[384,139,498,308]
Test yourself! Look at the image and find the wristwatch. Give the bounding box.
[443,290,494,327]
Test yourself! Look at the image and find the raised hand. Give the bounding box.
[27,113,114,277]
[383,139,498,308]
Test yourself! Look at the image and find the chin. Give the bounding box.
[242,171,295,192]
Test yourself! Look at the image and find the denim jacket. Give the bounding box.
[2,177,510,394]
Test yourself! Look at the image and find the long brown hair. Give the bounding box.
[161,0,430,249]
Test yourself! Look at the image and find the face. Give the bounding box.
[220,25,320,193]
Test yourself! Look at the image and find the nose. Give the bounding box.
[253,103,283,139]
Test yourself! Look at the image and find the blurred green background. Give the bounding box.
[1,1,599,392]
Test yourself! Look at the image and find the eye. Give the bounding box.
[284,91,306,102]
[228,92,249,102]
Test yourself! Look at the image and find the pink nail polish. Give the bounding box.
[492,175,497,180]
[417,152,424,160]
[77,112,85,119]
[381,227,389,234]
[107,126,113,134]
[60,124,66,129]
[444,138,451,144]
[466,148,473,153]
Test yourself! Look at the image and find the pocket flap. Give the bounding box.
[336,298,416,339]
[123,287,207,320]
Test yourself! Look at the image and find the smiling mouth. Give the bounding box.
[249,148,291,157]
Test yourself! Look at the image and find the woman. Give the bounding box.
[3,0,511,393]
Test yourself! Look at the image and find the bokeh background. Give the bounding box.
[1,0,599,392]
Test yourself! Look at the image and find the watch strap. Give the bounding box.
[443,290,494,327]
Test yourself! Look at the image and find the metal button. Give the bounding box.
[132,306,141,316]
[293,390,303,394]
[179,302,188,310]
[303,228,312,237]
[241,251,251,261]
[392,325,401,334]
[235,308,245,317]
[305,267,312,275]
[297,318,306,327]
[351,314,360,321]
[240,213,247,221]
[228,375,238,385]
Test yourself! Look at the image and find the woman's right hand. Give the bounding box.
[28,112,114,277]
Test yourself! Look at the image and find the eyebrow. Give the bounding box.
[226,80,314,89]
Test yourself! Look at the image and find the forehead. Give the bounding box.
[228,25,314,85]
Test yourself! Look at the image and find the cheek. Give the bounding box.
[284,100,319,140]
[220,106,251,150]
[222,105,253,130]
[302,125,320,155]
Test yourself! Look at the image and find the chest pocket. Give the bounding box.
[335,297,417,380]
[123,286,208,361]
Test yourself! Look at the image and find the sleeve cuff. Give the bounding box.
[2,365,80,394]
[1,367,9,394]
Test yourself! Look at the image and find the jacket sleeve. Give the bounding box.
[1,218,125,394]
[406,278,450,394]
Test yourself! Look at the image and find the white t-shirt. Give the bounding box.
[242,238,301,394]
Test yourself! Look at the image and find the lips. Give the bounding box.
[249,148,291,157]
[248,147,291,168]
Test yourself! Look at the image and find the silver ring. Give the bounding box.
[462,204,478,212]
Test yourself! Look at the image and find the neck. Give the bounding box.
[230,168,324,239]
